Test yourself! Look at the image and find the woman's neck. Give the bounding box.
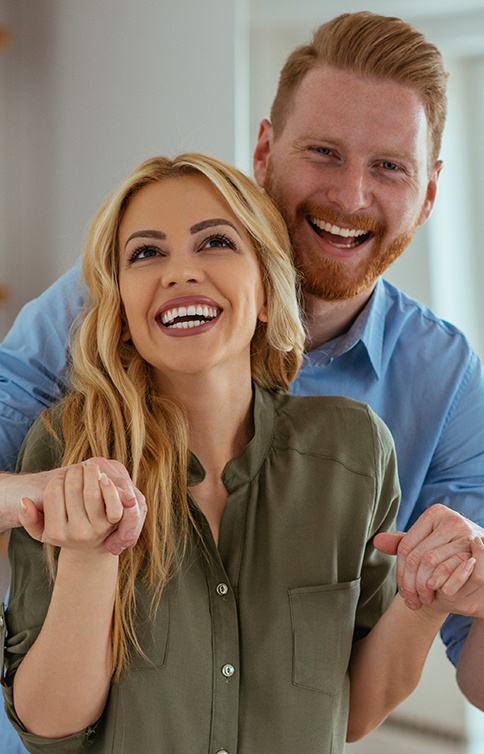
[160,368,255,547]
[158,367,255,477]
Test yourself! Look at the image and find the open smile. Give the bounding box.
[308,215,373,249]
[160,304,220,329]
[155,297,222,335]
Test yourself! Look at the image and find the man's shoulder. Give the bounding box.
[380,278,471,342]
[379,279,476,364]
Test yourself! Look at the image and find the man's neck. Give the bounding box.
[302,285,375,351]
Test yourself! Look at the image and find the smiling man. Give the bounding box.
[1,12,484,736]
[252,12,484,710]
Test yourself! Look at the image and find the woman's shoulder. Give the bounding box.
[268,389,396,463]
[16,401,66,473]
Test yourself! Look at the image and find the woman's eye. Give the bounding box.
[203,234,237,250]
[129,245,159,262]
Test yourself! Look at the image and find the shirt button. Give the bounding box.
[221,663,235,678]
[0,615,3,628]
[216,582,229,596]
[217,750,229,754]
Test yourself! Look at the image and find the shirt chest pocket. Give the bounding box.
[289,579,360,696]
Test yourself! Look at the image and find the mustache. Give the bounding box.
[300,202,386,236]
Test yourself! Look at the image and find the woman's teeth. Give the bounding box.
[161,305,219,328]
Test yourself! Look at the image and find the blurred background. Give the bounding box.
[1,1,484,751]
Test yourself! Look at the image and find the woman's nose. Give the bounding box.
[160,252,204,287]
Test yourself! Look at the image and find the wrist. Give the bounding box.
[405,597,448,631]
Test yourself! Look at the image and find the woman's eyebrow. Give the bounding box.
[190,218,240,235]
[124,229,166,248]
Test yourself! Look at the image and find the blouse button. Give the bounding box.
[221,663,235,678]
[216,582,229,596]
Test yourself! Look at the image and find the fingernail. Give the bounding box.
[465,558,476,572]
[99,473,109,487]
[19,498,28,516]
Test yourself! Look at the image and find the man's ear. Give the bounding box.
[253,119,273,188]
[417,159,443,226]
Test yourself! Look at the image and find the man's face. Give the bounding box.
[254,65,442,301]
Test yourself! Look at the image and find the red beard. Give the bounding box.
[291,203,417,301]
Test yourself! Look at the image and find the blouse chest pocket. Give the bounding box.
[130,590,170,669]
[289,579,360,696]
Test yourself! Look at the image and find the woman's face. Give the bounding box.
[118,174,268,386]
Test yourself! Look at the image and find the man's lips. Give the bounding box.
[308,215,373,249]
[155,296,222,331]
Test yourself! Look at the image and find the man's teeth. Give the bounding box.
[310,217,367,238]
[161,304,219,328]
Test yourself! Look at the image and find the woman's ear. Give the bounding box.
[121,318,132,342]
[257,303,269,323]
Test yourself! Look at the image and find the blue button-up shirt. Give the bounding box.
[1,266,483,666]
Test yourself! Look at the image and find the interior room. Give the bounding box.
[1,1,484,751]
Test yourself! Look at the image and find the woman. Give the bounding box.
[2,154,474,753]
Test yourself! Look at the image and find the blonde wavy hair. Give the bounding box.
[55,153,305,678]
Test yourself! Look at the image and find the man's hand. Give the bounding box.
[374,504,483,610]
[15,458,146,554]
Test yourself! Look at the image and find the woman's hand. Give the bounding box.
[16,457,146,554]
[21,462,123,556]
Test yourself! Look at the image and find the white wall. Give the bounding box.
[0,0,245,337]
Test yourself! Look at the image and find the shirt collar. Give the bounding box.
[304,277,386,379]
[187,383,275,490]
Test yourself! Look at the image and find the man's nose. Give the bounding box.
[326,163,373,215]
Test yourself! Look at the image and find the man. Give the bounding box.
[251,11,484,708]
[0,12,483,740]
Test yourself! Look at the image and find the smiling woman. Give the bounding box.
[2,152,471,754]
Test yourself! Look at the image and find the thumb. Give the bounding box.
[374,531,405,555]
[19,497,45,542]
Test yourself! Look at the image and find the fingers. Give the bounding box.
[86,458,143,510]
[40,464,122,550]
[438,557,476,598]
[426,553,471,591]
[99,474,123,525]
[18,497,45,541]
[402,541,472,606]
[27,457,145,555]
[394,505,482,608]
[104,497,146,556]
[85,457,147,555]
[373,531,405,555]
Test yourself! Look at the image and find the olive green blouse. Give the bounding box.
[2,386,399,753]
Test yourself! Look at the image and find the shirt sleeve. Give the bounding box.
[354,408,400,642]
[2,417,100,754]
[407,352,484,664]
[0,259,86,471]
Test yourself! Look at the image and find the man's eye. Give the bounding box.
[381,161,398,171]
[314,147,333,156]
